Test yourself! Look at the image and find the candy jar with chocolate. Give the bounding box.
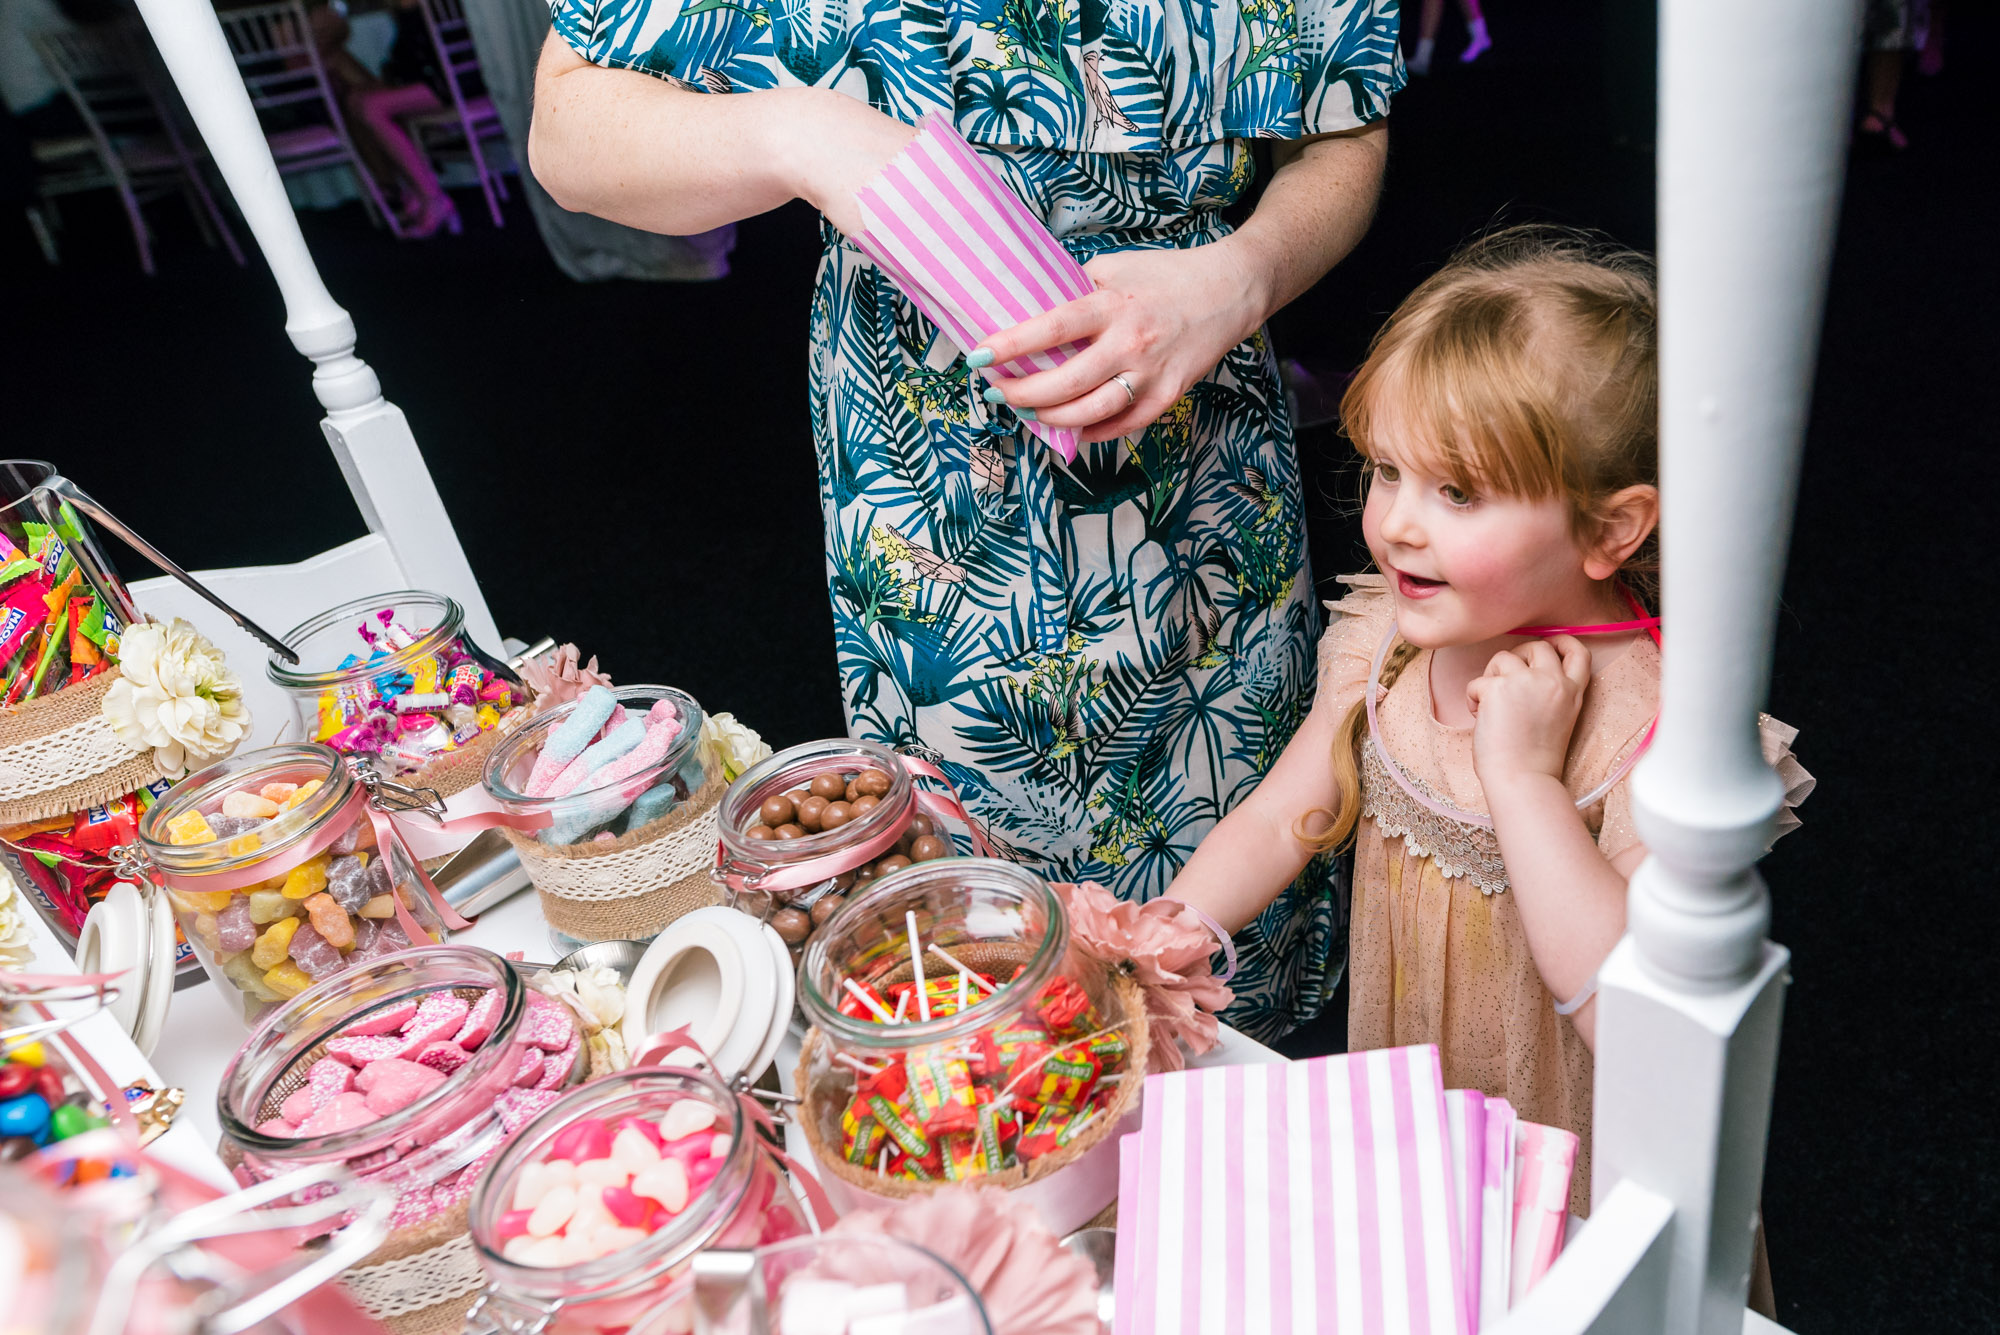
[714,740,963,967]
[794,859,1145,1226]
[268,591,528,788]
[135,743,449,1024]
[217,945,587,1331]
[464,1066,812,1334]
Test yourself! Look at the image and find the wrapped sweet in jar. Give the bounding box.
[135,743,448,1022]
[795,860,1144,1219]
[715,740,966,965]
[217,946,587,1332]
[267,591,528,787]
[465,1067,811,1334]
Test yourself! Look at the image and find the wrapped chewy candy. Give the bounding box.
[0,510,123,705]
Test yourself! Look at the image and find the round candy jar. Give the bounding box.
[136,743,447,1023]
[268,591,527,788]
[715,740,960,968]
[217,946,586,1333]
[483,685,722,951]
[465,1068,811,1334]
[795,859,1144,1216]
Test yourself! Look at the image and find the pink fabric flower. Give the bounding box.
[517,644,613,710]
[817,1186,1100,1335]
[1056,880,1234,1074]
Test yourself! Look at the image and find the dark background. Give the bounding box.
[6,0,1996,1327]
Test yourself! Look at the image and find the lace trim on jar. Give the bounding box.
[1360,743,1511,895]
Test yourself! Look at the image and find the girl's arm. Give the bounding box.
[1468,637,1642,1049]
[1166,687,1347,934]
[529,34,916,237]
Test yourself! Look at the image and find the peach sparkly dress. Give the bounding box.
[1320,576,1814,1217]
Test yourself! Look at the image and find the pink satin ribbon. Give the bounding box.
[625,1026,839,1231]
[1155,898,1239,984]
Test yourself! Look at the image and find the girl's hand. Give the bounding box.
[1467,636,1592,786]
[973,242,1268,444]
[788,91,918,236]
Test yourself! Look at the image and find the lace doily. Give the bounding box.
[1361,743,1512,896]
[341,1232,484,1320]
[517,801,721,902]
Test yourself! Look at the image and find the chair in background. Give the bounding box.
[29,25,244,275]
[211,0,400,235]
[403,0,508,228]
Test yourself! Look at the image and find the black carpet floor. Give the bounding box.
[6,2,1996,1327]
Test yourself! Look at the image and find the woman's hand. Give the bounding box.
[972,241,1269,444]
[786,91,919,236]
[1467,636,1592,787]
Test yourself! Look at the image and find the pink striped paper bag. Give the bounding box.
[1509,1120,1579,1306]
[1116,1048,1468,1335]
[1479,1098,1517,1329]
[851,114,1093,463]
[1441,1091,1487,1333]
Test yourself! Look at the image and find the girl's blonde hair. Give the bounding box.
[1306,225,1660,855]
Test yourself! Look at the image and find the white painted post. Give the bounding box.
[1590,3,1864,1335]
[123,0,502,652]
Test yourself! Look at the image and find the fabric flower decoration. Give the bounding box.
[812,1186,1100,1335]
[1057,880,1234,1073]
[0,864,35,969]
[698,711,770,782]
[518,643,614,710]
[102,619,250,777]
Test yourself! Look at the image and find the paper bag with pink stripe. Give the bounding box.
[851,114,1093,463]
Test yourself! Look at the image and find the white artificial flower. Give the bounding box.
[574,966,627,1029]
[0,865,36,968]
[699,711,771,783]
[102,619,251,776]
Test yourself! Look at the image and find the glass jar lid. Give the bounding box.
[715,740,916,881]
[136,742,354,877]
[266,590,482,690]
[482,684,707,818]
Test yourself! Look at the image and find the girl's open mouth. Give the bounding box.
[1395,569,1446,599]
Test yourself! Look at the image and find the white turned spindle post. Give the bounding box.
[1592,2,1863,1335]
[126,0,502,651]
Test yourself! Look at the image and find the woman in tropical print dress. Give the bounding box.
[532,0,1402,1039]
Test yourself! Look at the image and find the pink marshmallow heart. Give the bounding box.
[324,1033,414,1066]
[616,1116,666,1151]
[255,1117,301,1138]
[535,1035,582,1090]
[400,992,472,1048]
[520,992,577,1051]
[688,1154,725,1190]
[308,1057,358,1108]
[511,1047,546,1088]
[298,1091,375,1137]
[496,1208,535,1242]
[358,1058,448,1115]
[416,1040,474,1076]
[455,989,503,1049]
[494,1088,564,1135]
[343,999,419,1037]
[547,1116,611,1164]
[601,1184,659,1230]
[280,1089,317,1125]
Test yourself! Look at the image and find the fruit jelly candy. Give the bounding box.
[303,893,356,948]
[520,992,576,1051]
[308,1057,358,1106]
[280,1089,317,1125]
[221,791,281,820]
[286,922,345,980]
[208,815,262,840]
[216,899,257,951]
[250,917,300,969]
[349,917,382,959]
[416,1041,473,1076]
[329,819,364,856]
[174,887,235,914]
[248,891,298,924]
[455,989,502,1048]
[281,854,331,900]
[166,810,215,845]
[260,781,298,804]
[512,1047,546,1087]
[262,961,313,998]
[344,999,418,1036]
[494,1088,563,1136]
[404,992,472,1048]
[358,895,397,921]
[358,1058,447,1116]
[325,856,371,913]
[222,951,284,1002]
[534,1035,581,1091]
[362,854,393,898]
[325,1033,415,1066]
[224,833,264,857]
[282,778,324,812]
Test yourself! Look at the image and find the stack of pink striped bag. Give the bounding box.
[1112,1046,1578,1334]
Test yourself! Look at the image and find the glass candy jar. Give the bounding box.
[135,743,448,1023]
[465,1068,811,1334]
[267,591,527,786]
[217,946,587,1329]
[795,859,1140,1199]
[715,740,966,968]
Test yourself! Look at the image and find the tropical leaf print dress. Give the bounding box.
[550,0,1404,1039]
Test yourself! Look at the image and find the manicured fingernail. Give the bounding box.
[983,387,1007,404]
[966,348,995,368]
[1016,407,1037,421]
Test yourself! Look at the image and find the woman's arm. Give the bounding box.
[972,120,1389,443]
[1166,686,1348,934]
[528,33,915,236]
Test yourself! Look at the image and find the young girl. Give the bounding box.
[1171,227,1811,1217]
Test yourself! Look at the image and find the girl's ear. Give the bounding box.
[1584,484,1659,581]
